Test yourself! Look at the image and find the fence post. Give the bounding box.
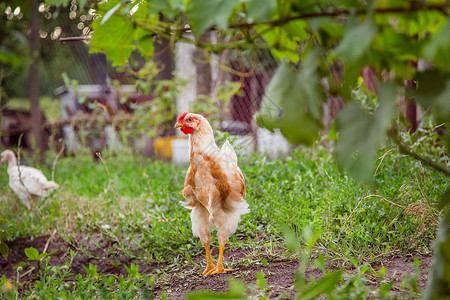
[29,0,44,160]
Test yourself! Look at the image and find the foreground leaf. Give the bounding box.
[335,82,397,182]
[246,0,276,22]
[423,216,450,299]
[412,70,450,124]
[90,1,136,66]
[439,187,450,210]
[332,15,377,64]
[298,270,343,300]
[187,279,246,299]
[101,2,121,25]
[423,18,450,71]
[257,50,326,145]
[0,241,9,258]
[187,0,240,36]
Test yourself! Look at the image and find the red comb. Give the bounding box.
[178,112,188,122]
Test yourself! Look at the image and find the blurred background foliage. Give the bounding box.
[1,0,102,103]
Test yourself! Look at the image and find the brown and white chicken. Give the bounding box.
[1,150,59,209]
[175,112,249,276]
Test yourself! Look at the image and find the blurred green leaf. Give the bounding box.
[77,0,87,9]
[187,279,246,299]
[0,241,9,257]
[135,29,155,58]
[412,70,449,107]
[258,20,308,62]
[0,50,22,69]
[299,270,343,300]
[313,255,326,271]
[439,186,450,210]
[148,0,185,18]
[335,82,397,182]
[257,50,326,145]
[280,224,301,254]
[256,272,267,290]
[101,2,121,25]
[323,120,337,141]
[340,59,367,99]
[376,27,421,61]
[375,0,409,9]
[412,70,450,124]
[90,2,135,66]
[246,0,276,22]
[187,0,240,36]
[13,262,29,270]
[332,15,377,64]
[423,18,450,71]
[45,0,70,7]
[432,82,450,125]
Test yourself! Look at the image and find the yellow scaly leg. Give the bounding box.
[202,244,215,275]
[204,244,233,276]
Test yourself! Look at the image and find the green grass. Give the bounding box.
[0,144,445,298]
[0,145,445,263]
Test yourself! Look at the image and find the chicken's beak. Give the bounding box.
[175,122,184,128]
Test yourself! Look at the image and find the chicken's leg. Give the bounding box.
[202,243,215,275]
[204,244,232,276]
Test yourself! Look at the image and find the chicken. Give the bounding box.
[175,112,249,276]
[1,150,59,209]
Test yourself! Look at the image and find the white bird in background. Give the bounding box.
[1,150,59,209]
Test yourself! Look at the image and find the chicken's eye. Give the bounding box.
[188,118,192,122]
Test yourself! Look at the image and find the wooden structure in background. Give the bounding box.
[29,0,44,160]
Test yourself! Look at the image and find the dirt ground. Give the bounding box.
[0,235,432,299]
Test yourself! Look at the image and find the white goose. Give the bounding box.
[1,150,59,209]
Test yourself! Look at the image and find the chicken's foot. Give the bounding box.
[203,244,232,276]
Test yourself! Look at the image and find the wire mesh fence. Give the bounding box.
[1,1,286,157]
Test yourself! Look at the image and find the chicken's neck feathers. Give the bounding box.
[189,122,218,156]
[6,160,20,175]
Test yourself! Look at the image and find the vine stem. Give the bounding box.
[388,127,450,177]
[229,2,450,29]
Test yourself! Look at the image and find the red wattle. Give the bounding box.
[180,127,194,135]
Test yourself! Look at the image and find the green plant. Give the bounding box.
[1,275,17,299]
[14,247,57,282]
[0,218,13,257]
[2,248,158,299]
[124,60,186,140]
[190,80,241,123]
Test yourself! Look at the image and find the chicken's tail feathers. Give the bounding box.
[236,200,250,215]
[180,199,196,209]
[45,181,59,190]
[221,140,237,164]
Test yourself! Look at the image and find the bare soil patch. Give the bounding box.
[0,235,432,299]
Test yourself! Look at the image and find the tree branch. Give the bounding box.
[230,2,450,29]
[388,127,450,177]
